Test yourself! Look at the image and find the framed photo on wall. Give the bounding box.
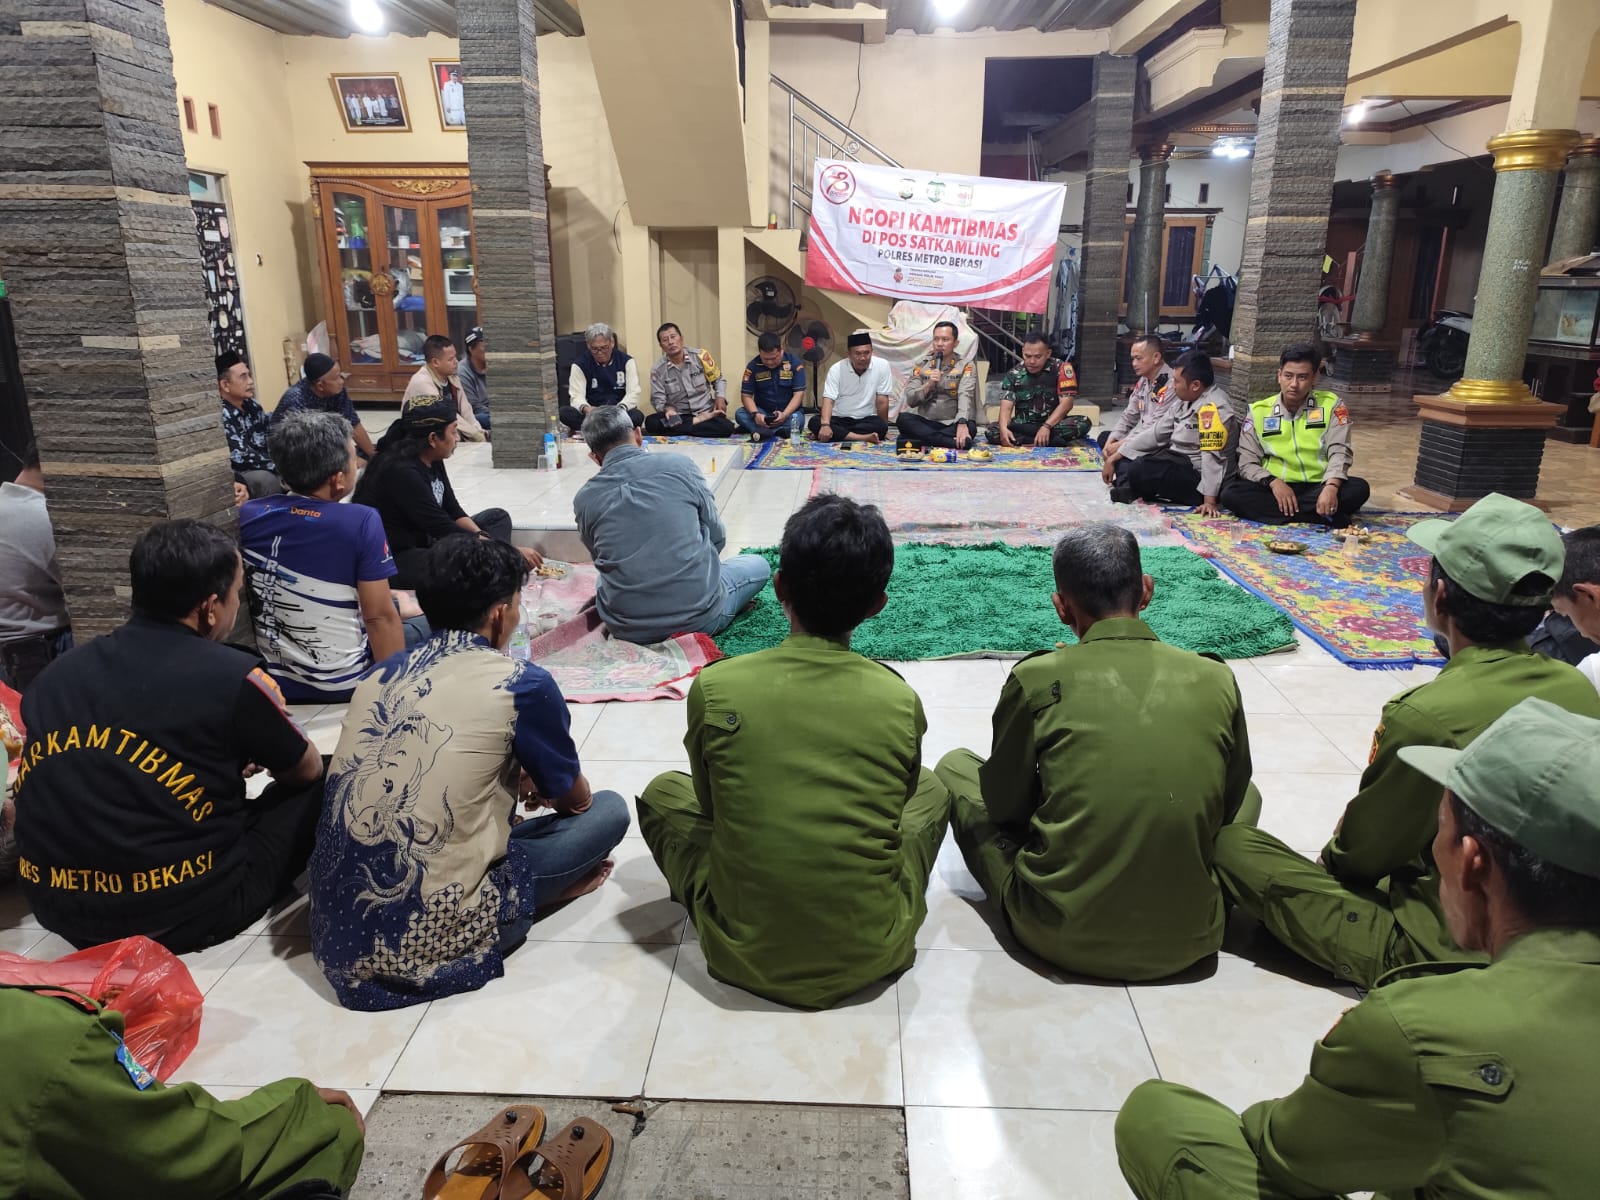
[431,59,465,131]
[330,73,411,133]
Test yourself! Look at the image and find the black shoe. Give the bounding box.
[1109,485,1134,505]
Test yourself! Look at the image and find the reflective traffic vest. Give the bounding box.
[1249,390,1338,484]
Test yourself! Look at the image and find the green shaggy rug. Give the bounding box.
[714,542,1296,661]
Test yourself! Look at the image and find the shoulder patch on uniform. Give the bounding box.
[1334,404,1350,425]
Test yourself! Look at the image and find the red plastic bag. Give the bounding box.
[0,935,204,1080]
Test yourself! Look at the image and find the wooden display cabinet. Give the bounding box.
[309,163,480,402]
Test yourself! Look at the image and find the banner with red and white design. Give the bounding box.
[804,160,1067,315]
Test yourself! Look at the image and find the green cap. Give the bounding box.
[1407,492,1563,606]
[1399,697,1600,880]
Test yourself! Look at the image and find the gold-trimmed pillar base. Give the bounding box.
[1400,391,1563,510]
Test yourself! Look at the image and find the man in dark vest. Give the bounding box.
[562,322,643,433]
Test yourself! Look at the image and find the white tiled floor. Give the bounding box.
[1,444,1448,1198]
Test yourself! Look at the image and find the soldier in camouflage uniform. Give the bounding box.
[990,333,1089,447]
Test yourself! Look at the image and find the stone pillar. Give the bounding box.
[1401,130,1575,510]
[1125,144,1172,335]
[458,0,560,468]
[1327,171,1400,393]
[0,3,236,638]
[1549,136,1600,263]
[1226,0,1357,407]
[1076,53,1137,406]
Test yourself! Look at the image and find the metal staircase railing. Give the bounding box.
[774,76,900,229]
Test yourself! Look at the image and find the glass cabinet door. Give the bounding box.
[383,203,429,367]
[332,191,382,364]
[436,203,479,349]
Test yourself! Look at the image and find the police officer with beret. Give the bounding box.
[1116,695,1600,1197]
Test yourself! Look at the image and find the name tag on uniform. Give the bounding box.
[1263,416,1282,434]
[1305,408,1326,428]
[1197,403,1226,451]
[779,365,793,380]
[754,371,772,382]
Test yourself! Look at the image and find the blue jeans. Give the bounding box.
[735,407,800,439]
[698,555,772,636]
[474,408,491,431]
[499,789,631,950]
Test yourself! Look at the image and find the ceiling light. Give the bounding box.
[350,0,384,34]
[1211,136,1252,160]
[932,0,966,19]
[1345,100,1369,126]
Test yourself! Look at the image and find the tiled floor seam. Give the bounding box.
[635,941,684,1099]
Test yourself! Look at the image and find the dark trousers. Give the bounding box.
[1219,476,1371,526]
[1116,452,1203,505]
[0,627,73,692]
[988,419,1082,448]
[896,413,972,448]
[642,411,737,438]
[560,403,643,433]
[393,507,512,588]
[236,469,287,499]
[53,767,326,955]
[810,413,888,441]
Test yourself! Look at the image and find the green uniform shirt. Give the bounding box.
[1321,645,1600,959]
[998,357,1077,426]
[0,987,362,1199]
[685,634,932,1009]
[981,618,1253,980]
[1241,929,1600,1198]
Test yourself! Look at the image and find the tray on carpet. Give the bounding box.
[748,438,1101,472]
[1170,511,1450,668]
[713,542,1295,661]
[810,469,1183,546]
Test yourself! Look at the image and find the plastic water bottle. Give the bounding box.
[508,600,533,660]
[791,410,806,441]
[542,431,557,470]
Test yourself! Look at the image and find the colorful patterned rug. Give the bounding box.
[810,469,1184,546]
[748,438,1101,472]
[510,565,722,702]
[1171,511,1450,668]
[713,543,1295,661]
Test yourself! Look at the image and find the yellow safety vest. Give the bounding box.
[1249,390,1337,484]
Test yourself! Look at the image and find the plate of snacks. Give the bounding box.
[534,560,571,580]
[1332,526,1373,542]
[1263,539,1307,555]
[966,447,994,462]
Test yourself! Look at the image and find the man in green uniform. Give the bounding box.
[0,985,363,1198]
[1219,341,1370,527]
[935,523,1257,981]
[638,494,950,1010]
[990,332,1089,446]
[1116,696,1600,1199]
[1214,492,1600,987]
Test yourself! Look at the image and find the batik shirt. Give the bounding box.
[999,358,1077,426]
[221,397,276,474]
[308,632,581,1011]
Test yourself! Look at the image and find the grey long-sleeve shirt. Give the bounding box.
[1116,384,1239,499]
[572,443,726,644]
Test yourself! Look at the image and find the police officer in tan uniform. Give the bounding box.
[1115,695,1600,1199]
[897,319,978,449]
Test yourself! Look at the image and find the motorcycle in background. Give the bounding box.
[1417,310,1472,380]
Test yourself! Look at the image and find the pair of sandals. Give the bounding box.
[424,1106,613,1200]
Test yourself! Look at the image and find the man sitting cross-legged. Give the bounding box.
[574,405,770,645]
[935,523,1257,981]
[1116,697,1600,1200]
[1214,492,1600,987]
[896,319,978,449]
[15,520,325,953]
[310,534,629,1011]
[811,331,892,444]
[639,495,951,1009]
[241,410,414,704]
[1101,349,1238,513]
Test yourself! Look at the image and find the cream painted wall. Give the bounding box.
[767,25,1108,196]
[167,0,310,394]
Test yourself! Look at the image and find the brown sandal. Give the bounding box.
[423,1105,548,1200]
[525,1119,614,1200]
